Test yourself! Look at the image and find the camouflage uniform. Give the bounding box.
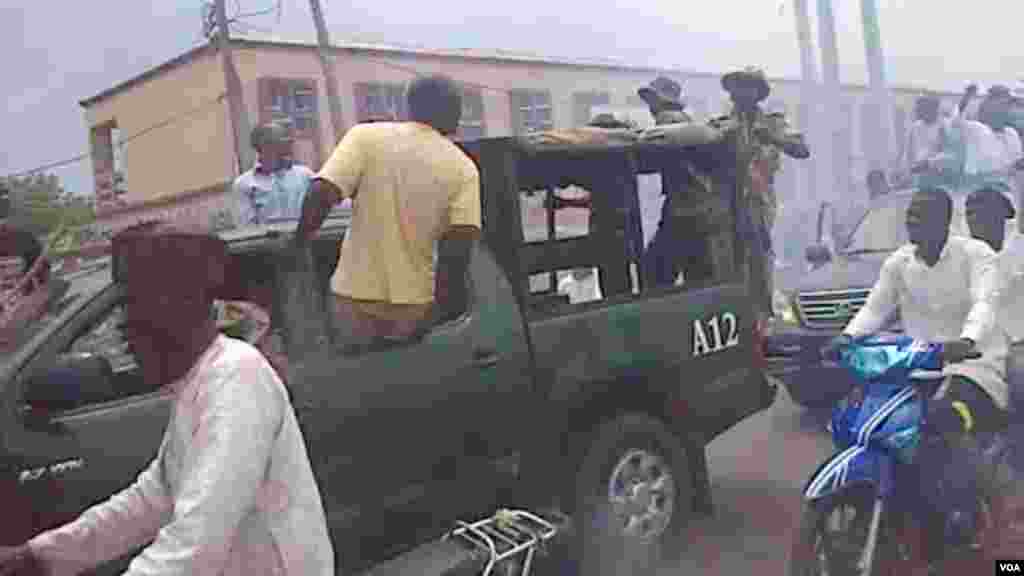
[643,108,724,288]
[718,67,809,317]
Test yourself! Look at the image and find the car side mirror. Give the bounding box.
[24,353,116,418]
[805,244,832,267]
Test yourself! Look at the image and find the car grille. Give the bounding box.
[797,289,871,329]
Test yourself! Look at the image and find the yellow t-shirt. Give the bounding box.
[316,122,481,305]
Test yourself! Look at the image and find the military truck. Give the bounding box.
[0,134,774,575]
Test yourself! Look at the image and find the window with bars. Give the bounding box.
[458,87,486,140]
[510,90,554,135]
[259,78,318,137]
[572,91,611,127]
[354,82,406,123]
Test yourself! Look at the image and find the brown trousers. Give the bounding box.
[331,294,433,345]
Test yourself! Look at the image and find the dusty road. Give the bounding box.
[661,381,834,574]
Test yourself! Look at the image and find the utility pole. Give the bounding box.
[861,0,891,172]
[793,0,820,207]
[309,0,346,145]
[215,0,254,174]
[816,0,844,204]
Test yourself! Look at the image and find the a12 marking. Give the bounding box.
[693,312,740,357]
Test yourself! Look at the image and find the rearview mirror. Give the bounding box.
[24,353,116,416]
[805,244,832,267]
[815,202,835,245]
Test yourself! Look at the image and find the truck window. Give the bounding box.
[520,170,733,315]
[24,303,153,410]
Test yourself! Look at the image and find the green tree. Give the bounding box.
[2,173,65,236]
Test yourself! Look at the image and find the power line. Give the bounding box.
[2,93,227,180]
[2,50,609,182]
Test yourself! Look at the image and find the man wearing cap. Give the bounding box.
[233,122,315,227]
[719,67,809,317]
[898,95,949,182]
[295,75,480,345]
[636,76,718,289]
[638,76,691,126]
[0,222,333,576]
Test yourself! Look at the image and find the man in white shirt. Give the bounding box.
[925,86,1023,193]
[234,122,315,226]
[966,185,1024,414]
[901,95,946,176]
[0,222,333,576]
[822,186,1007,563]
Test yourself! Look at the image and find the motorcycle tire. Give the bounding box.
[788,487,885,576]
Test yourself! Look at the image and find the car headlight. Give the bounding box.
[772,289,798,325]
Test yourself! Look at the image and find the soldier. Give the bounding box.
[637,76,692,126]
[636,76,718,288]
[719,67,810,318]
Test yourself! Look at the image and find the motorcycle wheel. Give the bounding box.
[788,486,886,576]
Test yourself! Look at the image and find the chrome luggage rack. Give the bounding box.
[443,509,560,576]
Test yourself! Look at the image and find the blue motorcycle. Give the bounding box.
[788,335,1006,575]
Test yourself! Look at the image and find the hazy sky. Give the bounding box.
[2,0,1022,195]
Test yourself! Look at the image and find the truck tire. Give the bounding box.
[573,413,694,576]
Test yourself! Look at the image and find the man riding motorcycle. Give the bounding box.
[821,186,1009,568]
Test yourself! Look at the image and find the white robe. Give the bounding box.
[29,335,334,575]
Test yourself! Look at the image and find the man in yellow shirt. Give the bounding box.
[294,75,481,344]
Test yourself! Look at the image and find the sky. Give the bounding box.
[2,0,1022,196]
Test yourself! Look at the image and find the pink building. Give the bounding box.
[79,33,956,234]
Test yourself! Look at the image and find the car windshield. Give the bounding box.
[842,196,912,254]
[842,194,973,255]
[0,264,110,364]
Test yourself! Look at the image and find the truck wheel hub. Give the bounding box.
[607,449,675,539]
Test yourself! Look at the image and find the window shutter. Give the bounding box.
[353,83,370,122]
[395,85,409,121]
[293,79,317,138]
[258,78,274,124]
[509,91,524,136]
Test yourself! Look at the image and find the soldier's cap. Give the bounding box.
[111,221,228,295]
[638,76,685,108]
[967,186,1016,219]
[588,113,633,129]
[250,121,294,149]
[988,85,1013,99]
[721,66,770,102]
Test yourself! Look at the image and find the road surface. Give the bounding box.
[662,380,834,574]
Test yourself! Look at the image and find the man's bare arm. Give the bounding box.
[294,179,341,246]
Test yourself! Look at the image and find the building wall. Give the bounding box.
[84,42,956,230]
[84,48,234,207]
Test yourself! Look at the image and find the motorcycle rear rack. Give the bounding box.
[443,509,559,576]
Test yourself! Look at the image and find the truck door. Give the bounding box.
[1,286,171,547]
[284,246,526,571]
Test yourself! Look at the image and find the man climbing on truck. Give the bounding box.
[294,74,481,344]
